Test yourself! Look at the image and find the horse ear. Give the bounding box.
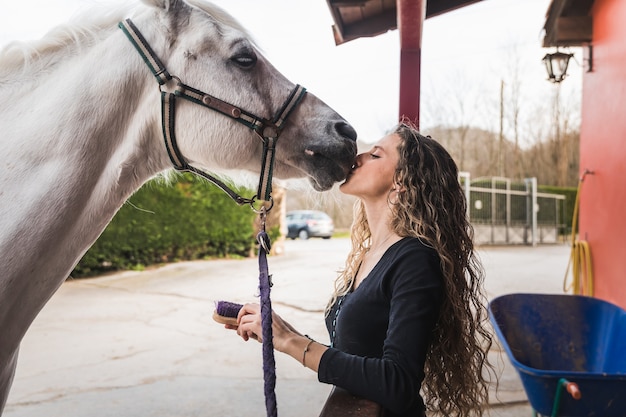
[141,0,185,11]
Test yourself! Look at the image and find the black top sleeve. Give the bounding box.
[318,237,443,417]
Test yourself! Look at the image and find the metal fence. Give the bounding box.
[459,174,566,246]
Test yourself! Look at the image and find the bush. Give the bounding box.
[72,173,258,278]
[539,185,578,236]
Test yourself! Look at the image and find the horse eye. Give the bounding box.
[230,52,257,69]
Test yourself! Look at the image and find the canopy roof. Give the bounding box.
[543,0,594,47]
[325,0,483,45]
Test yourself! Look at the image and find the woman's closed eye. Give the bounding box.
[369,153,381,159]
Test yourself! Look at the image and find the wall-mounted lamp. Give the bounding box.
[542,49,574,83]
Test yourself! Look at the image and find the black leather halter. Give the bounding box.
[119,19,307,209]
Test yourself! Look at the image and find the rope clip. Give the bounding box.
[257,227,272,254]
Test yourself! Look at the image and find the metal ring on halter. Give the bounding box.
[249,196,274,213]
[158,76,181,93]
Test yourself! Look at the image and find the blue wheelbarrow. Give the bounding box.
[488,293,626,417]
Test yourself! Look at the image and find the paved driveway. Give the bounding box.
[4,239,569,417]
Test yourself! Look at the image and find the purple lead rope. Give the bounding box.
[257,230,278,417]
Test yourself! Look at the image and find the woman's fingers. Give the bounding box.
[230,303,296,347]
[237,303,260,322]
[237,309,263,342]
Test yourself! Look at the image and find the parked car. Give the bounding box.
[286,210,334,240]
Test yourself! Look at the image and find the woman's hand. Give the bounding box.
[226,303,300,353]
[228,303,262,342]
[224,302,327,371]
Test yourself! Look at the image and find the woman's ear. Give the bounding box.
[393,178,406,193]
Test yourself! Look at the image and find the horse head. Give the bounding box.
[133,0,358,192]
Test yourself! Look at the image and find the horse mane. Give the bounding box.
[0,3,135,79]
[0,0,255,80]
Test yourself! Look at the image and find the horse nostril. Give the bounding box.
[336,121,357,142]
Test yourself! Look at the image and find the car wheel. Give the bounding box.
[298,229,309,240]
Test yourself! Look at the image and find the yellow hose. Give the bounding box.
[563,175,594,296]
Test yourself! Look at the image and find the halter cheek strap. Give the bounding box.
[119,18,307,207]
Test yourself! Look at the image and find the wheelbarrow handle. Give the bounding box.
[550,379,582,417]
[564,381,581,400]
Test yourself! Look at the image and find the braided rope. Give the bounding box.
[257,230,277,417]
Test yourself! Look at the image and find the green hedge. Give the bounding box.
[72,173,258,278]
[538,185,578,235]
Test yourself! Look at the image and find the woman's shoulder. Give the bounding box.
[391,236,437,257]
[380,237,443,293]
[383,237,440,272]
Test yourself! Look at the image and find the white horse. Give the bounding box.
[0,0,357,411]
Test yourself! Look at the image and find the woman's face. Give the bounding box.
[340,133,401,201]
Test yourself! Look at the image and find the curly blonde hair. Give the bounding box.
[328,121,494,416]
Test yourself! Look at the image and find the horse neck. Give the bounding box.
[4,28,168,219]
[0,27,170,327]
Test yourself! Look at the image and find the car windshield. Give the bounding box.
[312,213,329,220]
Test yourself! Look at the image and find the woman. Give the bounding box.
[229,121,494,416]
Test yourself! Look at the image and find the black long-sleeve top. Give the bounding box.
[318,237,444,417]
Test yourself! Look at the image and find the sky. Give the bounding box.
[0,0,582,144]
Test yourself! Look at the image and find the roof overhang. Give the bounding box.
[326,0,483,45]
[543,0,594,47]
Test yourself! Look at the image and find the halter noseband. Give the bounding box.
[119,19,307,209]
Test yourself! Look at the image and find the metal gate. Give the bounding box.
[459,174,566,246]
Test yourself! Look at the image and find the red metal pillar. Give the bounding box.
[397,0,426,129]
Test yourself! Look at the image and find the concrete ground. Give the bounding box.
[4,239,571,417]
